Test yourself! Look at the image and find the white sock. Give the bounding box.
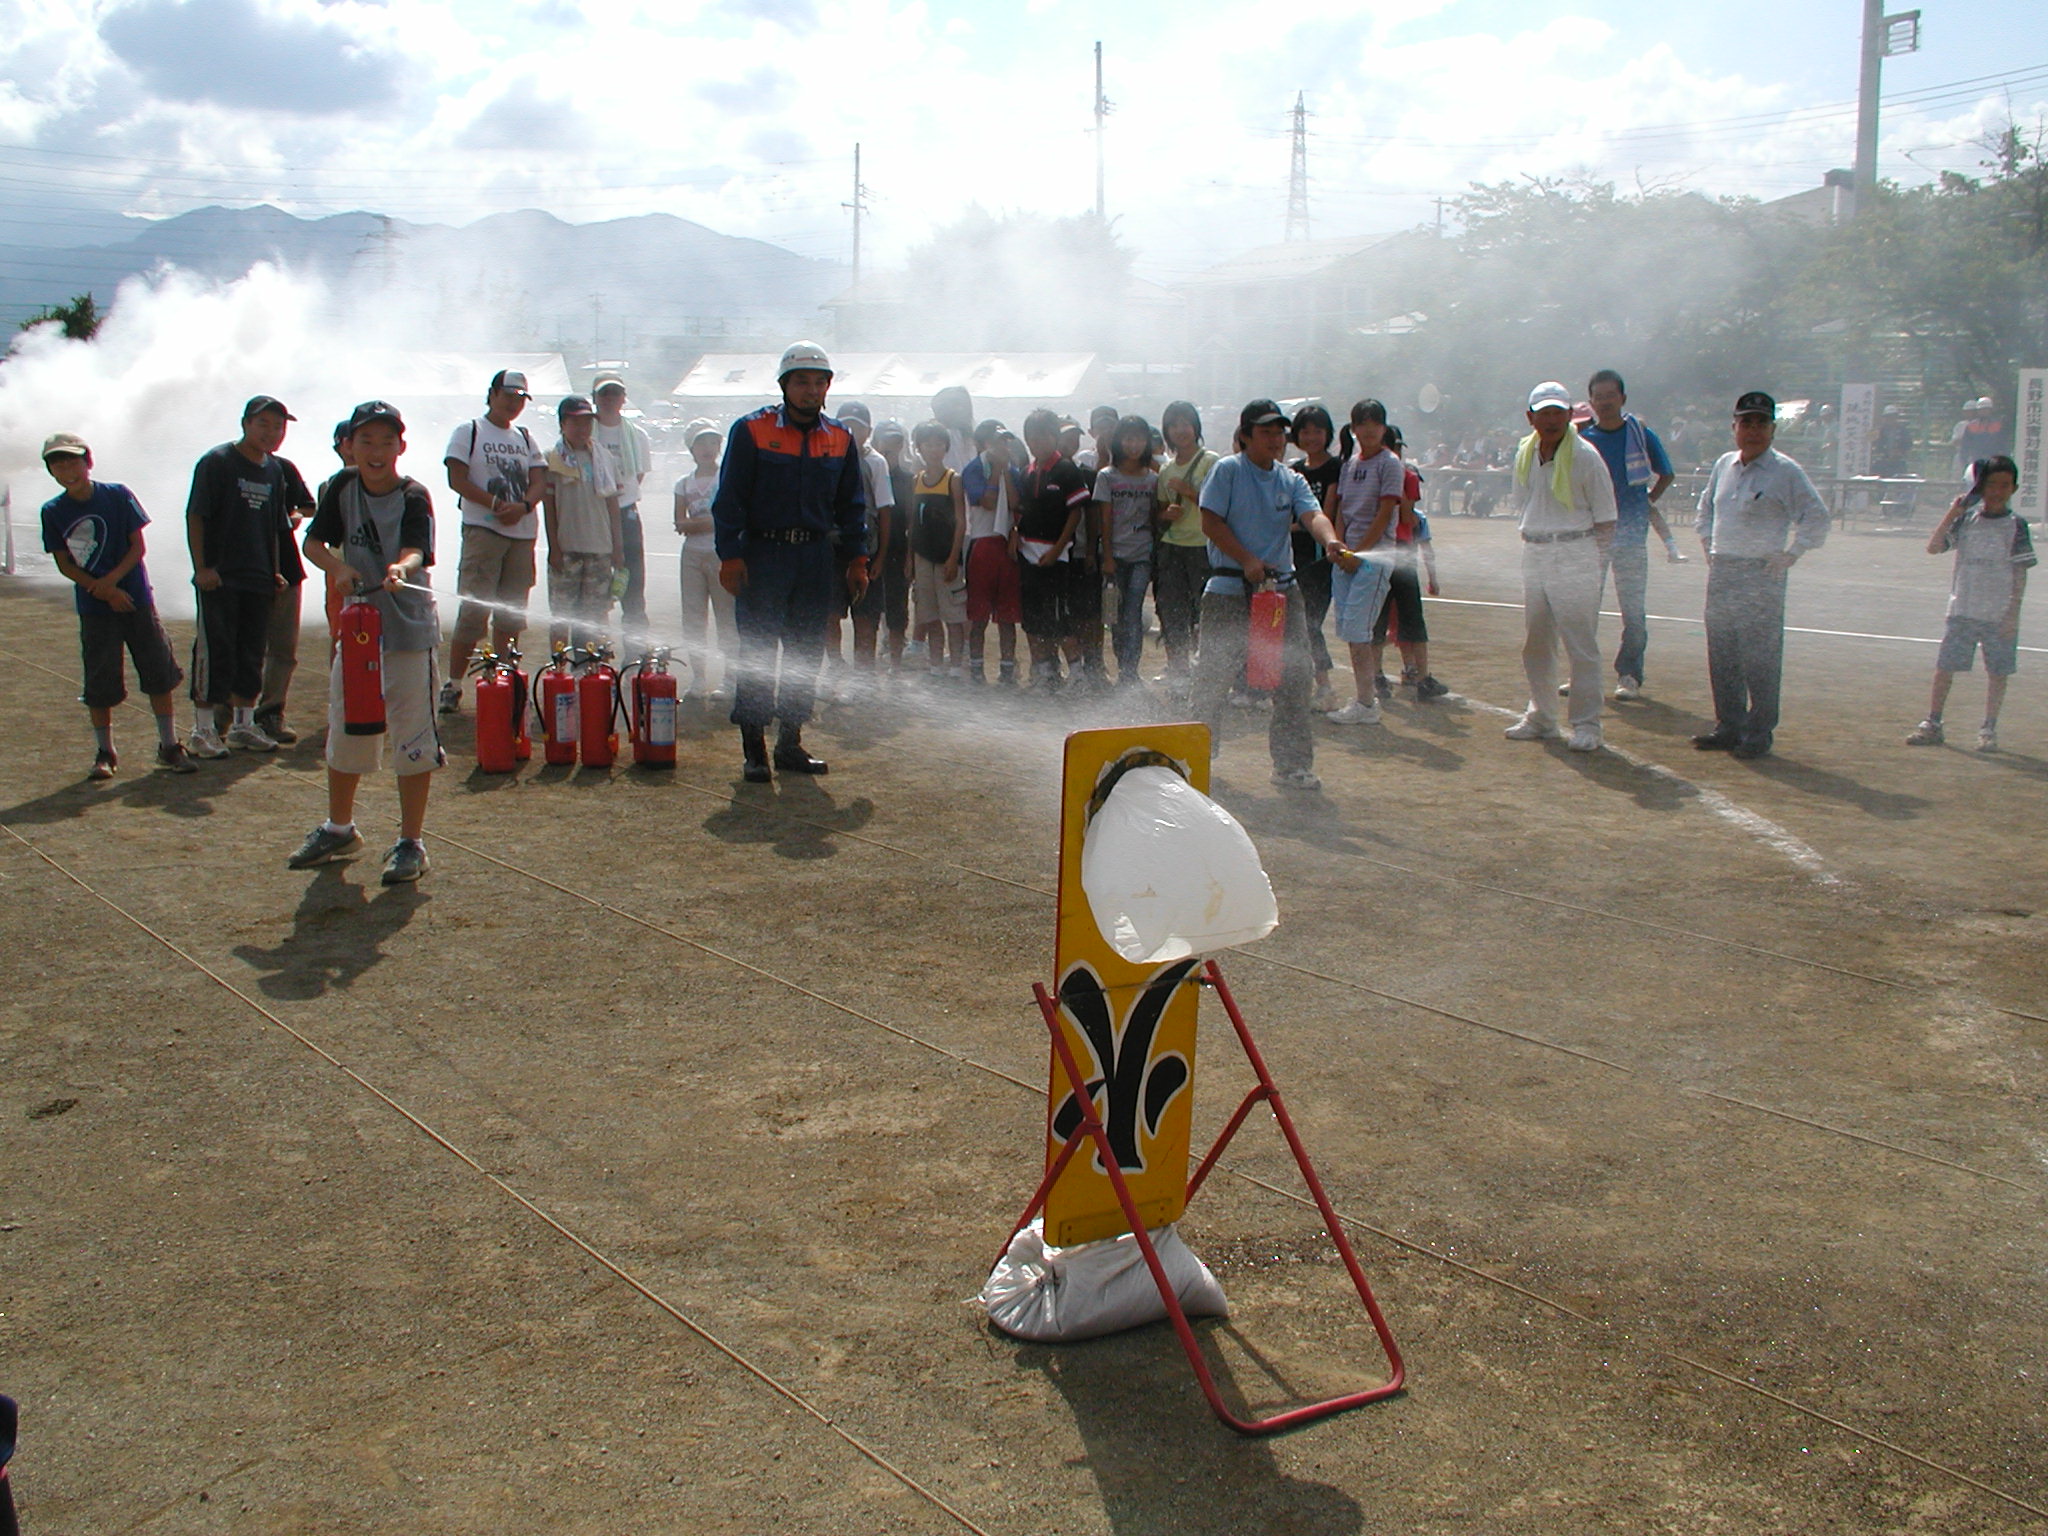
[322,820,355,836]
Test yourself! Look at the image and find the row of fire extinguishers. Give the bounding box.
[333,588,679,770]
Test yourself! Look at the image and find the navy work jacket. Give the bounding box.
[712,403,867,562]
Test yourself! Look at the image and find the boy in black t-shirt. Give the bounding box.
[39,433,196,779]
[1013,408,1092,693]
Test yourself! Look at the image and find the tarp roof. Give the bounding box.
[377,352,574,397]
[673,352,1098,400]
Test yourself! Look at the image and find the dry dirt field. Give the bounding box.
[3,507,2045,1535]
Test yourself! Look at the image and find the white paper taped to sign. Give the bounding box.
[1079,765,1278,963]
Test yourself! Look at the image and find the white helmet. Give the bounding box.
[777,341,833,380]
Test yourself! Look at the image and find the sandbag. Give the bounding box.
[981,1217,1229,1342]
[1079,765,1278,964]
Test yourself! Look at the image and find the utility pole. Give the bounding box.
[1852,0,1921,217]
[1285,92,1311,242]
[1433,196,1449,237]
[1093,42,1112,222]
[843,142,869,286]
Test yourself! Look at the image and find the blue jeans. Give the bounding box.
[1110,559,1152,680]
[1606,539,1649,682]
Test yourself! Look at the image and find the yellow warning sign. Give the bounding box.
[1043,724,1211,1248]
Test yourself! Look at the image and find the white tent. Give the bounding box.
[673,352,1098,403]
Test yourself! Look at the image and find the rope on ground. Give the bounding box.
[0,819,1003,1536]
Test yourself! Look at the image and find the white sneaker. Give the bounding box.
[226,720,278,752]
[1327,699,1380,725]
[1557,681,1571,696]
[1614,676,1641,701]
[187,726,230,760]
[1977,725,1999,753]
[1504,713,1561,741]
[1567,724,1603,752]
[1270,766,1322,790]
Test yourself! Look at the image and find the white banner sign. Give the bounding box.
[2017,369,2047,523]
[1837,383,1876,480]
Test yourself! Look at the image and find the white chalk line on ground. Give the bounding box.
[1427,596,2048,654]
[7,738,2045,1522]
[1460,695,1845,887]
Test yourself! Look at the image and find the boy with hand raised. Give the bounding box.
[289,402,443,885]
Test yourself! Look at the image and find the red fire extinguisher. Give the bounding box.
[537,646,578,767]
[623,648,678,768]
[1245,586,1287,691]
[338,591,386,735]
[577,644,619,769]
[473,644,522,774]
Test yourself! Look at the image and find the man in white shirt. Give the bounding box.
[1692,390,1830,759]
[592,375,653,638]
[1505,380,1617,751]
[441,369,547,712]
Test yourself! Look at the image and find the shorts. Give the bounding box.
[1018,557,1078,641]
[1373,563,1427,645]
[1937,616,2018,676]
[548,551,612,626]
[965,537,1023,624]
[191,584,273,704]
[841,557,885,622]
[326,647,444,777]
[457,525,537,619]
[79,607,183,708]
[912,553,967,628]
[1330,558,1393,644]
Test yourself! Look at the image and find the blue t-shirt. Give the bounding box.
[42,481,153,615]
[1198,454,1320,595]
[1578,417,1672,543]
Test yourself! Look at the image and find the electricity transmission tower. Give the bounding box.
[1285,93,1311,242]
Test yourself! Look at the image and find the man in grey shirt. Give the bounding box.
[1692,390,1830,759]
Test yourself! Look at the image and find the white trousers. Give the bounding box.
[1520,539,1603,730]
[677,545,737,690]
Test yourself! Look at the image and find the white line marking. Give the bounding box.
[1427,597,2046,654]
[1465,696,1844,887]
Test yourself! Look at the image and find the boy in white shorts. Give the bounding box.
[1907,455,2033,752]
[289,401,443,885]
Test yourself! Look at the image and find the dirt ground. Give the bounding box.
[3,503,2045,1535]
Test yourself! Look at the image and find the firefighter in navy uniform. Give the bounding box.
[713,342,870,782]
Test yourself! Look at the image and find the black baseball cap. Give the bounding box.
[489,369,531,398]
[1238,398,1288,432]
[873,418,907,444]
[1733,390,1776,419]
[558,394,595,419]
[837,400,872,425]
[347,400,405,435]
[1089,404,1120,428]
[242,394,295,422]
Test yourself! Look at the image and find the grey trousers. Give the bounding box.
[1703,556,1787,745]
[1190,585,1315,773]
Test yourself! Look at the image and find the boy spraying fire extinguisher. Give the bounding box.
[288,400,443,885]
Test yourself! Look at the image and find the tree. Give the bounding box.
[20,292,101,340]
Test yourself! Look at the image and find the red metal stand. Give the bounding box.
[999,959,1405,1435]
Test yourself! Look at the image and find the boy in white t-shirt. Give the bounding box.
[672,420,733,697]
[440,368,546,711]
[1907,456,2034,752]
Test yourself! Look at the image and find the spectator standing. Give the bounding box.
[1906,456,2033,753]
[1191,399,1347,789]
[831,401,894,684]
[872,419,916,674]
[1505,380,1617,752]
[1094,414,1159,687]
[1153,401,1217,697]
[1324,399,1403,725]
[1578,369,1679,701]
[441,369,546,712]
[184,394,310,756]
[542,395,624,652]
[591,375,653,638]
[1287,404,1340,710]
[907,422,968,680]
[1015,409,1093,694]
[40,433,195,778]
[960,418,1024,685]
[1691,390,1830,760]
[672,420,733,698]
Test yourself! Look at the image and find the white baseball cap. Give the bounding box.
[1527,380,1572,412]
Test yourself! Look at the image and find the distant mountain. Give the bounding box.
[0,204,846,365]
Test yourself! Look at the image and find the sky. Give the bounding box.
[0,0,2043,281]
